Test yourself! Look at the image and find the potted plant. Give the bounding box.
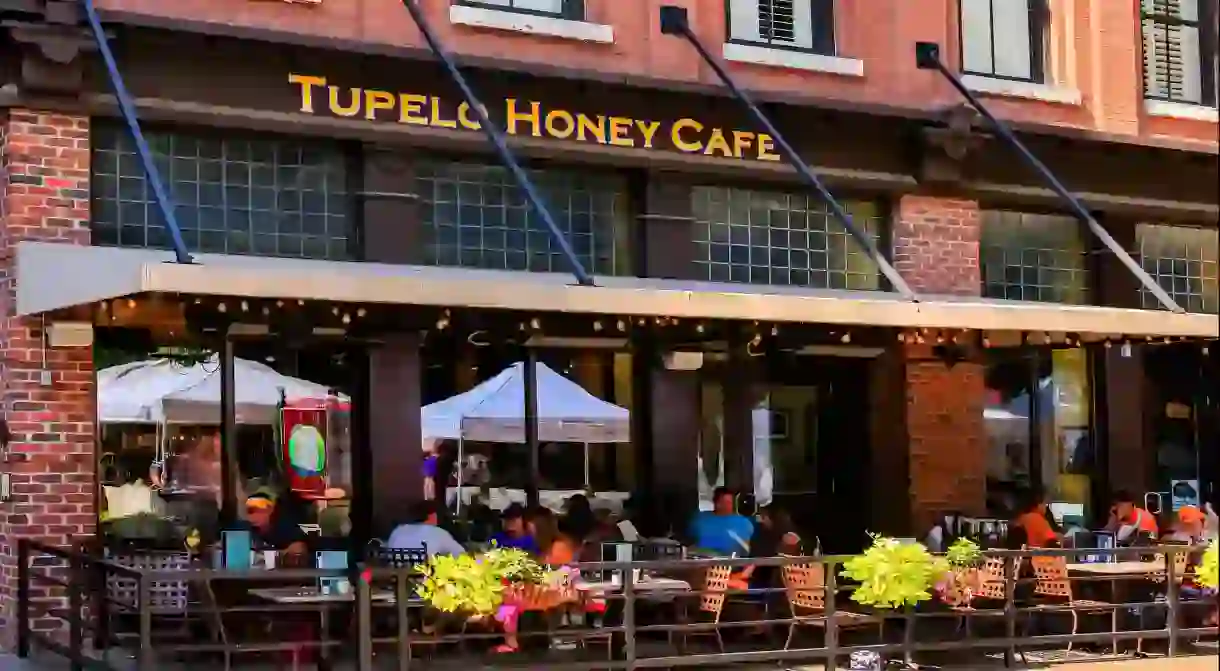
[841,535,951,610]
[938,538,984,607]
[841,535,950,668]
[1198,541,1217,591]
[414,547,569,618]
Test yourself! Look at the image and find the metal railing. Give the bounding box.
[17,539,1218,670]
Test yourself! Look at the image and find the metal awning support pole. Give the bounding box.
[80,0,193,264]
[914,42,1183,313]
[401,0,593,286]
[658,6,917,301]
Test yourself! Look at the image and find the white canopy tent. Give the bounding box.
[420,361,630,512]
[421,361,630,444]
[98,355,341,426]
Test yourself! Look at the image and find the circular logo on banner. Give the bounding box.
[288,424,326,476]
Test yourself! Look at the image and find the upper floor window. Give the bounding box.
[458,0,584,20]
[959,0,1048,82]
[726,0,836,55]
[91,124,353,260]
[1141,0,1220,107]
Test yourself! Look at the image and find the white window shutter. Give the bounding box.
[1143,0,1204,103]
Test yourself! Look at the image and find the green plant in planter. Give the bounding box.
[1198,541,1218,591]
[945,537,983,568]
[841,535,949,610]
[414,548,547,616]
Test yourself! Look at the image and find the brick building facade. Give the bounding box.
[0,0,1217,644]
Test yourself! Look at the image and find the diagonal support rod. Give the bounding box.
[401,0,593,286]
[658,6,917,301]
[81,0,193,264]
[914,42,1183,314]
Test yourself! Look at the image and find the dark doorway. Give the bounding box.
[764,354,874,555]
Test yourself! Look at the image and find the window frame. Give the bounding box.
[723,0,837,57]
[1140,0,1220,108]
[455,0,585,21]
[957,0,1049,84]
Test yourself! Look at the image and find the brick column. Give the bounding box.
[0,110,95,646]
[890,195,987,531]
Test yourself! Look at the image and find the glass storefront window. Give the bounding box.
[417,162,631,276]
[983,348,1095,523]
[1136,223,1219,314]
[691,186,883,289]
[980,210,1089,303]
[91,125,353,260]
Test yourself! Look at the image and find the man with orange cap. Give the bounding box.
[1164,505,1206,544]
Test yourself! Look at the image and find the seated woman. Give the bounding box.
[494,508,579,653]
[1011,489,1060,549]
[729,505,801,592]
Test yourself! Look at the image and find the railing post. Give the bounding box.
[1003,555,1017,668]
[93,549,111,655]
[824,558,839,671]
[68,550,84,671]
[136,574,154,671]
[623,562,636,670]
[16,539,31,658]
[357,568,374,671]
[1166,548,1180,658]
[395,568,411,671]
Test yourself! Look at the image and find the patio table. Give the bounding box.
[1066,561,1165,576]
[250,586,398,604]
[577,576,691,596]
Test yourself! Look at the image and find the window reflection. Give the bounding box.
[983,348,1094,522]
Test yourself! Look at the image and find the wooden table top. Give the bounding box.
[1066,561,1166,575]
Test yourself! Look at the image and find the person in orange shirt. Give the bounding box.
[1013,490,1060,548]
[1105,491,1158,544]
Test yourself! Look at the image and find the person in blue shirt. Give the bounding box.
[488,503,539,553]
[689,487,754,556]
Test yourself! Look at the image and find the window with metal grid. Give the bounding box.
[416,162,629,276]
[980,211,1089,304]
[726,0,836,55]
[1141,0,1219,106]
[457,0,583,19]
[91,125,352,260]
[692,186,882,290]
[959,0,1049,82]
[1136,223,1219,313]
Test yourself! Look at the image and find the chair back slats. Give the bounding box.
[1031,555,1073,600]
[781,561,826,612]
[375,545,428,569]
[699,565,733,617]
[105,550,191,614]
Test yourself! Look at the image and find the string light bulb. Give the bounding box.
[593,321,603,332]
[530,317,541,330]
[617,320,626,332]
[696,323,705,334]
[240,301,249,312]
[357,308,367,318]
[217,302,227,313]
[771,326,779,337]
[841,333,851,344]
[127,299,136,309]
[342,314,351,325]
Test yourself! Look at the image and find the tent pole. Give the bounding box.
[455,437,465,517]
[525,353,540,508]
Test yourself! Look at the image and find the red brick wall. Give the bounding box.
[892,195,981,296]
[892,194,987,531]
[0,109,95,646]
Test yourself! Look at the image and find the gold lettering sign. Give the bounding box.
[288,73,782,162]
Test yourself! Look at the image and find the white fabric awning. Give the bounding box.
[422,361,629,443]
[98,355,341,425]
[16,241,1219,338]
